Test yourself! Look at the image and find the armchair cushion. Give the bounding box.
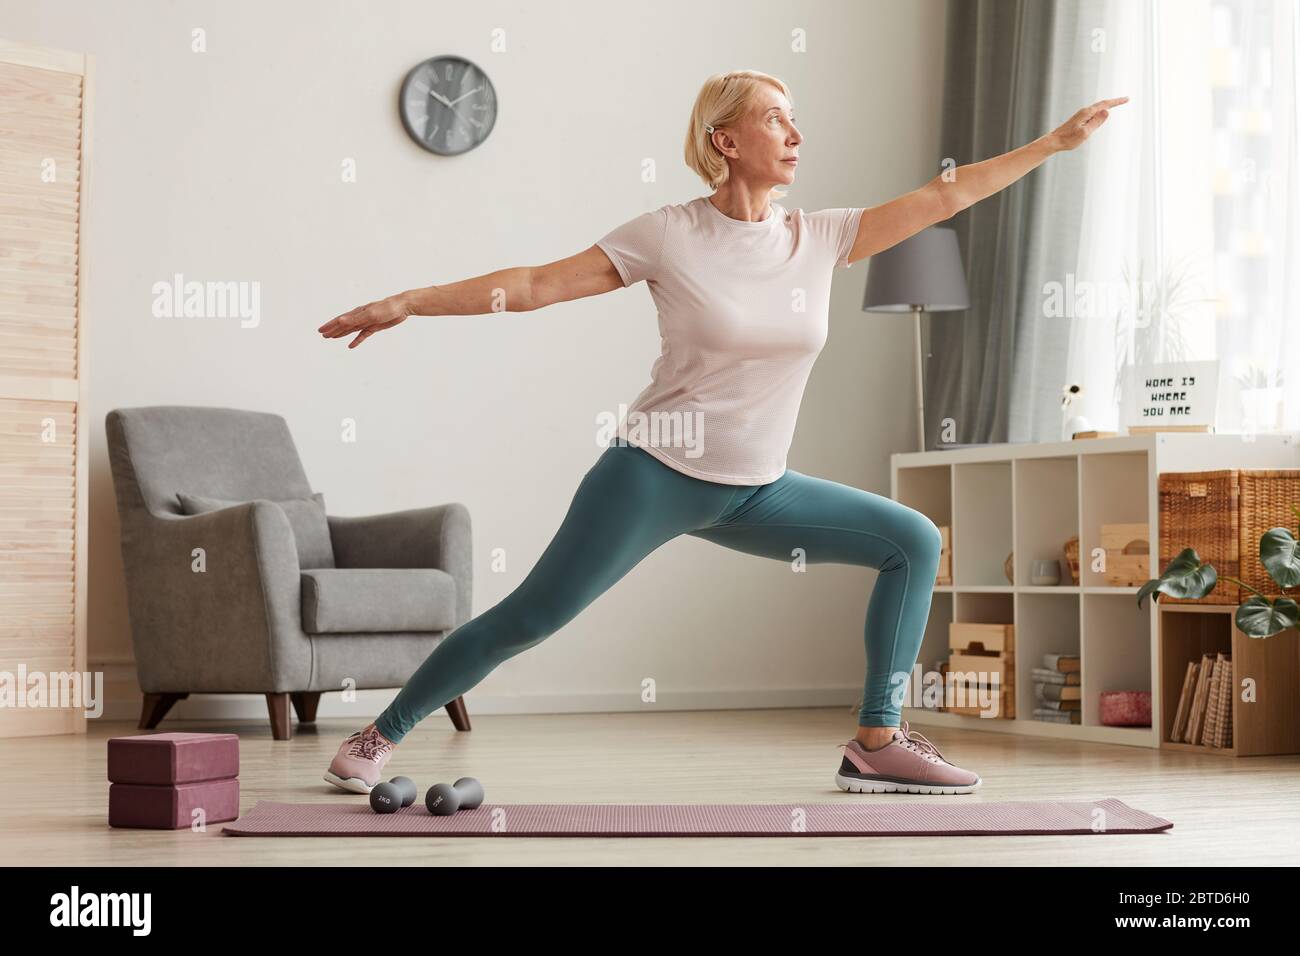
[177,491,335,569]
[300,568,457,634]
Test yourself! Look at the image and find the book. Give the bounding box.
[1032,708,1081,724]
[1185,653,1214,743]
[1035,683,1081,702]
[1042,653,1080,674]
[1171,660,1197,742]
[1031,667,1081,686]
[1033,697,1081,711]
[1196,658,1216,749]
[1202,653,1233,748]
[1214,656,1234,748]
[1072,430,1121,440]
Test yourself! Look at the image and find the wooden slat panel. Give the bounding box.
[0,197,79,230]
[0,104,83,127]
[0,144,82,170]
[0,399,77,676]
[0,339,78,362]
[0,126,80,150]
[0,110,81,139]
[0,279,77,304]
[0,315,80,335]
[0,158,81,185]
[0,58,83,97]
[0,238,78,267]
[0,178,80,207]
[0,377,77,402]
[0,294,78,318]
[0,171,77,197]
[0,39,85,75]
[0,185,80,215]
[0,267,79,291]
[0,217,78,244]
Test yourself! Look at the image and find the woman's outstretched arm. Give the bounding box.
[318,244,623,348]
[841,96,1129,266]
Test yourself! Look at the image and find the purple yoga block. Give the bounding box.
[109,778,240,829]
[107,731,239,785]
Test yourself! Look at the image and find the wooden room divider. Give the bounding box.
[0,39,93,737]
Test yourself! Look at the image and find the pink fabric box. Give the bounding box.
[107,732,239,785]
[1099,691,1152,727]
[109,778,240,829]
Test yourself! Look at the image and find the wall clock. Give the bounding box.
[399,55,497,155]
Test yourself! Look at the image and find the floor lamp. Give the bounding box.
[861,226,971,452]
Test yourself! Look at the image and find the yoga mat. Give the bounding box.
[223,797,1172,837]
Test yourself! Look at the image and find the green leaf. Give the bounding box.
[1235,595,1300,639]
[1260,527,1300,589]
[1136,547,1217,609]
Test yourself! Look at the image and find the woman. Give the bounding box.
[317,70,1125,795]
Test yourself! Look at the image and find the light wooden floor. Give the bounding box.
[3,708,1297,866]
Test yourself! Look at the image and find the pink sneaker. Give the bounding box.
[835,720,981,794]
[323,725,396,794]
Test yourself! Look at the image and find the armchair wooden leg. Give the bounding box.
[445,695,471,731]
[290,692,321,723]
[266,693,292,740]
[139,693,188,729]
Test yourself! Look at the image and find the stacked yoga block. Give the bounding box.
[108,732,240,829]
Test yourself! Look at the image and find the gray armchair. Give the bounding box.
[105,405,472,739]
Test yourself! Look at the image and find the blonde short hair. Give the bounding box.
[685,70,793,197]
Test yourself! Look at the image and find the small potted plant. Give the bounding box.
[1235,362,1285,433]
[1138,505,1300,639]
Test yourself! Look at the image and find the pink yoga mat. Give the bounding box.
[223,797,1172,837]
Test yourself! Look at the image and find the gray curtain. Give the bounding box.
[927,0,1107,447]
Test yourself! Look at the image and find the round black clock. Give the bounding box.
[399,55,497,155]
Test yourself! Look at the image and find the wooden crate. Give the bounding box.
[940,622,1015,718]
[949,622,1013,654]
[939,662,1015,718]
[1101,522,1150,586]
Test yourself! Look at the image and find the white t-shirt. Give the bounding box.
[595,195,866,485]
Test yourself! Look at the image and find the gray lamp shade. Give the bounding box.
[861,226,970,312]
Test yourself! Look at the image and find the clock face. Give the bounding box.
[399,56,497,155]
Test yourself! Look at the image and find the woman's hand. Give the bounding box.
[1049,96,1129,151]
[318,293,413,349]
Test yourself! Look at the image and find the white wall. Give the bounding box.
[0,0,948,725]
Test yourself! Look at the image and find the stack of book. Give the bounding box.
[1032,654,1080,724]
[1171,652,1233,747]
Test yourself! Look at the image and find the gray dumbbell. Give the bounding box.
[389,776,418,807]
[370,775,418,814]
[424,777,485,816]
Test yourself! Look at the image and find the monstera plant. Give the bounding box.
[1138,505,1300,639]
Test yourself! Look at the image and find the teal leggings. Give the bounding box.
[374,441,943,743]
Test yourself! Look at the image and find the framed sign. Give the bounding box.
[1121,360,1220,431]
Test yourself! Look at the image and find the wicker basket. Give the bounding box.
[1063,536,1080,585]
[1158,470,1240,605]
[1238,470,1300,600]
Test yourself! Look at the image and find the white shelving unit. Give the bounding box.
[892,431,1299,748]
